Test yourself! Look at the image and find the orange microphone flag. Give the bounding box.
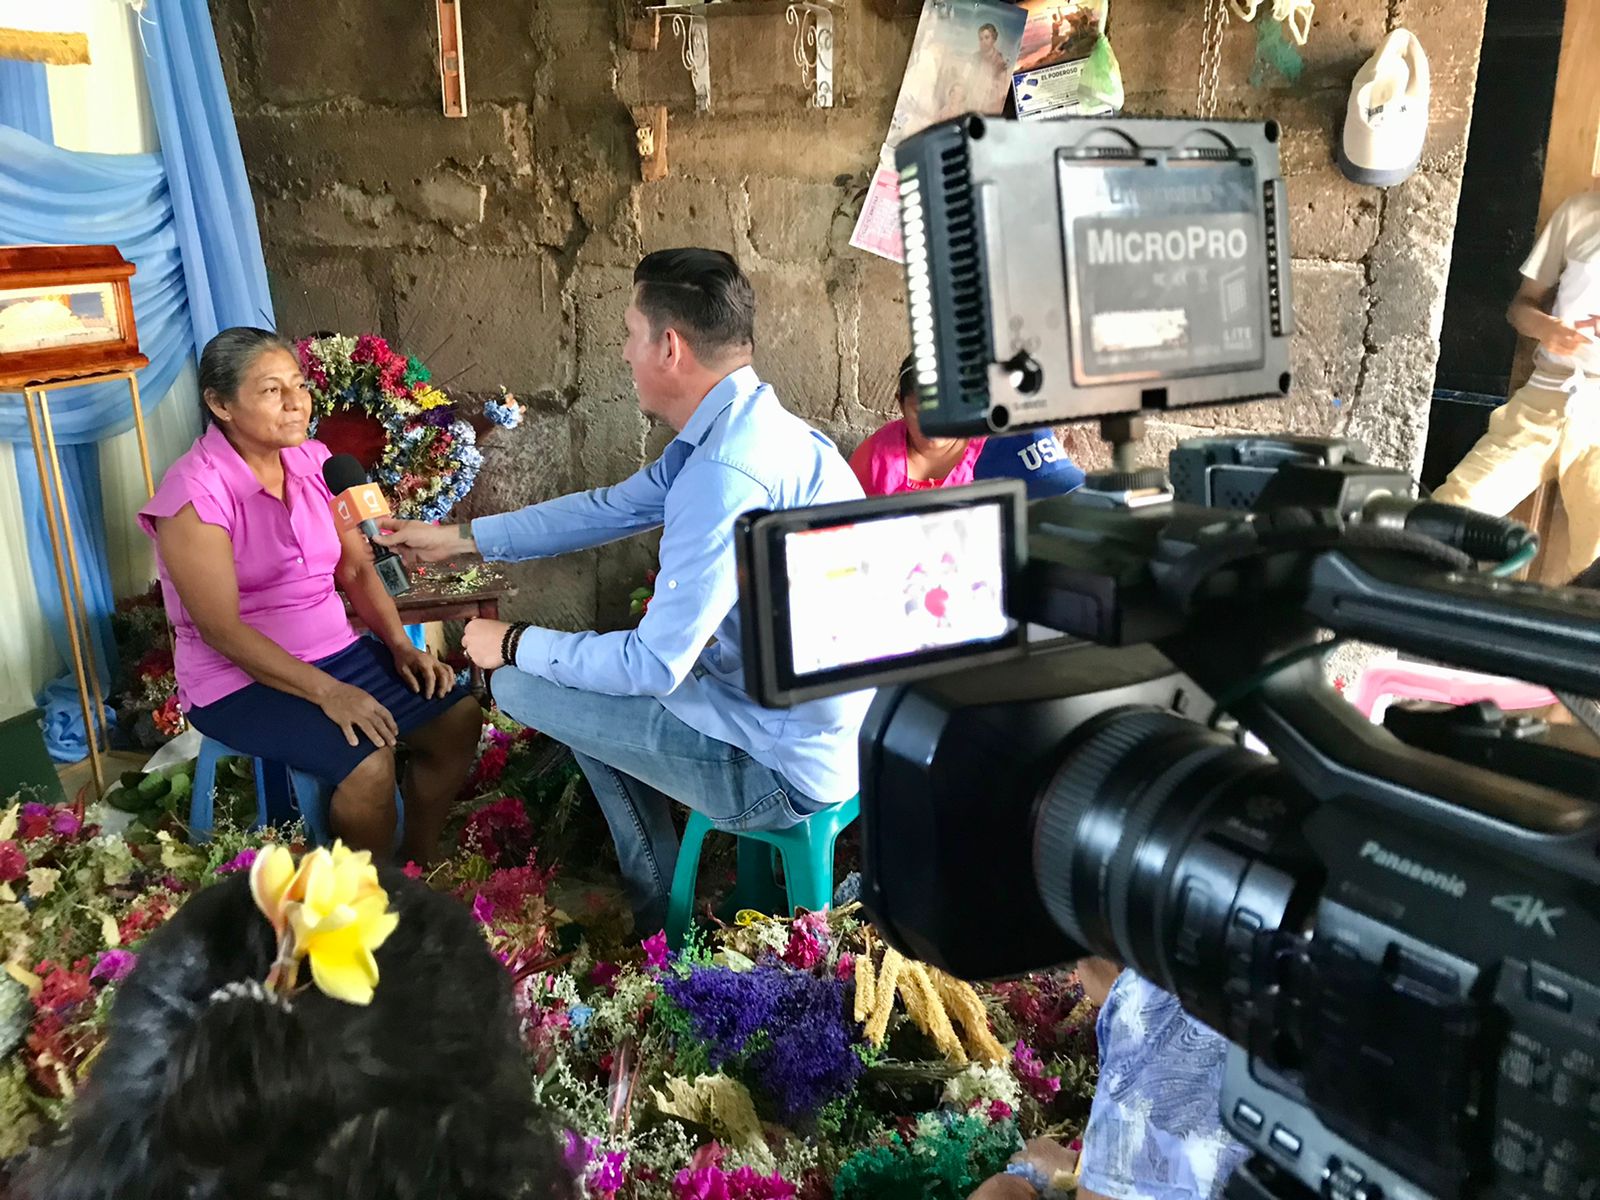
[329,483,392,533]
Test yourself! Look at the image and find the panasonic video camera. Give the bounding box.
[734,116,1600,1200]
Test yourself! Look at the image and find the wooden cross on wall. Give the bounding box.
[435,0,467,117]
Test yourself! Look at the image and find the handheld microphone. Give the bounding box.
[322,453,411,596]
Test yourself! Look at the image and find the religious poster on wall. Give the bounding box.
[849,0,1027,263]
[1009,0,1111,121]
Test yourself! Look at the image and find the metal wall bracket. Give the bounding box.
[645,0,841,114]
[786,2,835,108]
[668,10,712,111]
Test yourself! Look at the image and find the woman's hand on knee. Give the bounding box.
[390,643,457,699]
[317,681,400,748]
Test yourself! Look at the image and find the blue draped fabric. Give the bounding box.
[0,3,275,758]
[0,129,191,444]
[12,437,119,711]
[0,60,53,140]
[143,0,275,342]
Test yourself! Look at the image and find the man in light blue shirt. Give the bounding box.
[378,249,869,932]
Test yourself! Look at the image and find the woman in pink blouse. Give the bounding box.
[850,355,986,495]
[138,328,479,861]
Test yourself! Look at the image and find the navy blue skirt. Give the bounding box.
[185,638,472,787]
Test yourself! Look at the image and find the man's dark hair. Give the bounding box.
[20,871,576,1200]
[633,248,756,360]
[978,21,998,38]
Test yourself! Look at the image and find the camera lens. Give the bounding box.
[1032,707,1315,1024]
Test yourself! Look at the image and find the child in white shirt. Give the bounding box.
[1435,184,1600,577]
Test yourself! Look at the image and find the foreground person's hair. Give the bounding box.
[19,869,576,1200]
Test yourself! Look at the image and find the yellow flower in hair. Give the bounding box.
[249,844,301,937]
[249,841,399,1006]
[289,843,399,1005]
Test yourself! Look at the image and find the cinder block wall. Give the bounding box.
[210,0,1488,629]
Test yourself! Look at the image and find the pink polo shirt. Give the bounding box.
[138,425,357,710]
[848,418,986,497]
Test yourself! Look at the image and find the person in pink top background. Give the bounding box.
[137,328,479,862]
[850,354,987,496]
[854,353,1087,501]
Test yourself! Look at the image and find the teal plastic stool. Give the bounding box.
[665,794,859,948]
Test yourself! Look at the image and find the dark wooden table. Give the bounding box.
[345,576,513,692]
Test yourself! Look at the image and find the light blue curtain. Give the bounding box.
[0,1,275,758]
[142,0,274,342]
[0,129,192,444]
[0,60,54,139]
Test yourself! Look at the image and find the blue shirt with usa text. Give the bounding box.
[973,430,1085,499]
[470,367,871,803]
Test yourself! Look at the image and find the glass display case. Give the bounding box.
[0,244,144,389]
[0,244,152,797]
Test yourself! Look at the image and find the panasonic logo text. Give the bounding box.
[1087,226,1249,266]
[1358,840,1467,899]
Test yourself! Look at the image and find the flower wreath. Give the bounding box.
[296,334,522,524]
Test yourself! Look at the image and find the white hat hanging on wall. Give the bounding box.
[1338,29,1431,187]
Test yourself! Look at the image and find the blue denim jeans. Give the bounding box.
[489,668,824,933]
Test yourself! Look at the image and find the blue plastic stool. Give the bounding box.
[189,738,271,837]
[665,794,859,948]
[190,736,404,849]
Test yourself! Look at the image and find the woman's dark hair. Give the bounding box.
[978,21,998,37]
[198,326,297,425]
[19,871,576,1200]
[633,248,756,360]
[896,353,917,405]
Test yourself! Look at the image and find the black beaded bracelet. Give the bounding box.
[500,621,530,668]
